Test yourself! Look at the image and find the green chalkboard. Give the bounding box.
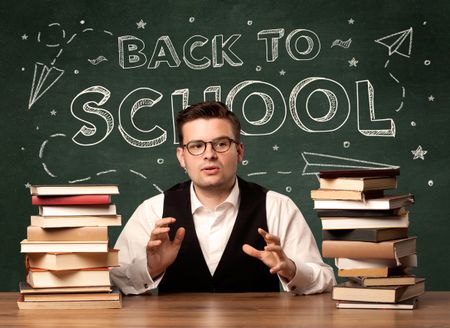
[1,0,449,291]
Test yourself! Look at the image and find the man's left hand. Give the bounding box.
[242,228,296,282]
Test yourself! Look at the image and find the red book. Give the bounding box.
[32,195,111,205]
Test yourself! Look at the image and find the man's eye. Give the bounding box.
[190,142,204,149]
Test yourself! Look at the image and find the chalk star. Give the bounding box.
[273,145,279,151]
[136,19,147,29]
[21,34,28,40]
[428,95,435,101]
[25,182,31,189]
[348,57,359,67]
[411,145,427,160]
[279,69,286,76]
[348,18,355,24]
[50,109,57,116]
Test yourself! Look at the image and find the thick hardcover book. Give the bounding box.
[32,194,112,205]
[26,267,111,288]
[27,249,119,271]
[30,184,119,196]
[322,228,408,242]
[349,275,417,287]
[27,226,108,241]
[332,278,425,303]
[30,215,122,228]
[320,214,409,230]
[322,237,416,261]
[19,282,112,294]
[314,194,414,210]
[311,189,384,201]
[315,208,406,218]
[318,177,397,192]
[23,289,121,302]
[319,168,400,179]
[20,239,109,253]
[17,295,122,309]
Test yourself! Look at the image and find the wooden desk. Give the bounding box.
[2,292,449,327]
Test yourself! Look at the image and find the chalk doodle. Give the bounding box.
[411,145,427,160]
[331,38,352,48]
[88,56,108,65]
[301,152,399,176]
[375,27,413,58]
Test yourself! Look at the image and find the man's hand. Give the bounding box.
[242,228,296,282]
[146,217,185,279]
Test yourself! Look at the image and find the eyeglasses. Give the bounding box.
[182,137,239,156]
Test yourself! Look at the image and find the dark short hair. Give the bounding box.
[176,101,241,143]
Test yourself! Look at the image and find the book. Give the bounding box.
[315,208,407,217]
[27,250,119,270]
[23,289,121,302]
[322,228,408,242]
[311,189,384,201]
[332,278,425,303]
[336,297,418,310]
[30,184,119,196]
[338,267,407,278]
[26,267,111,288]
[319,168,400,179]
[314,194,415,210]
[322,237,416,261]
[27,226,108,241]
[30,215,122,228]
[38,204,117,216]
[319,177,397,191]
[20,239,108,253]
[19,281,112,294]
[349,275,417,287]
[17,295,122,309]
[336,254,417,270]
[32,194,112,205]
[320,214,409,230]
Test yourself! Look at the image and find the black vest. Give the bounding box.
[158,177,280,293]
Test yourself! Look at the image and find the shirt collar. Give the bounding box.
[190,178,240,214]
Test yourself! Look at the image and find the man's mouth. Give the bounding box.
[202,165,220,174]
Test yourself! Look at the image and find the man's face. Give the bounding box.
[176,118,244,194]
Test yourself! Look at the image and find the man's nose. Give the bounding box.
[203,142,218,158]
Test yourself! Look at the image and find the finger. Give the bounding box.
[150,226,171,241]
[155,217,176,228]
[146,239,162,249]
[242,244,262,259]
[264,244,284,254]
[269,263,284,274]
[258,228,280,245]
[173,227,185,246]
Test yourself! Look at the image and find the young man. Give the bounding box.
[110,101,335,294]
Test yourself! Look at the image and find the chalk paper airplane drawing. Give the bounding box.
[301,152,399,176]
[375,27,413,58]
[28,62,65,109]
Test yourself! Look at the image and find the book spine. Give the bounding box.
[32,195,111,205]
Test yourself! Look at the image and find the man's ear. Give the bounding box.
[176,147,186,168]
[237,142,245,163]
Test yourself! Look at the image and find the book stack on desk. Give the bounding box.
[17,184,122,309]
[311,168,425,309]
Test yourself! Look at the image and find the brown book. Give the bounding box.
[27,226,108,241]
[322,237,416,260]
[30,184,119,196]
[26,267,111,288]
[27,249,119,271]
[23,289,120,302]
[17,295,122,309]
[350,275,417,287]
[338,267,406,278]
[19,282,112,294]
[336,297,418,309]
[319,168,400,179]
[332,278,425,303]
[30,215,122,228]
[311,189,384,201]
[318,177,397,191]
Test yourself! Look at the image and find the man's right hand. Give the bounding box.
[146,217,185,279]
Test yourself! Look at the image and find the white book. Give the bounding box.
[321,213,409,230]
[314,194,414,210]
[38,204,117,216]
[20,239,108,253]
[30,184,119,196]
[335,254,418,270]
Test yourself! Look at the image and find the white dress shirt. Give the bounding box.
[110,180,335,295]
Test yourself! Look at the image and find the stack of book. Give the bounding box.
[311,168,425,310]
[18,184,122,309]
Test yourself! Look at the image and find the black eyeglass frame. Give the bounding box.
[182,137,240,156]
